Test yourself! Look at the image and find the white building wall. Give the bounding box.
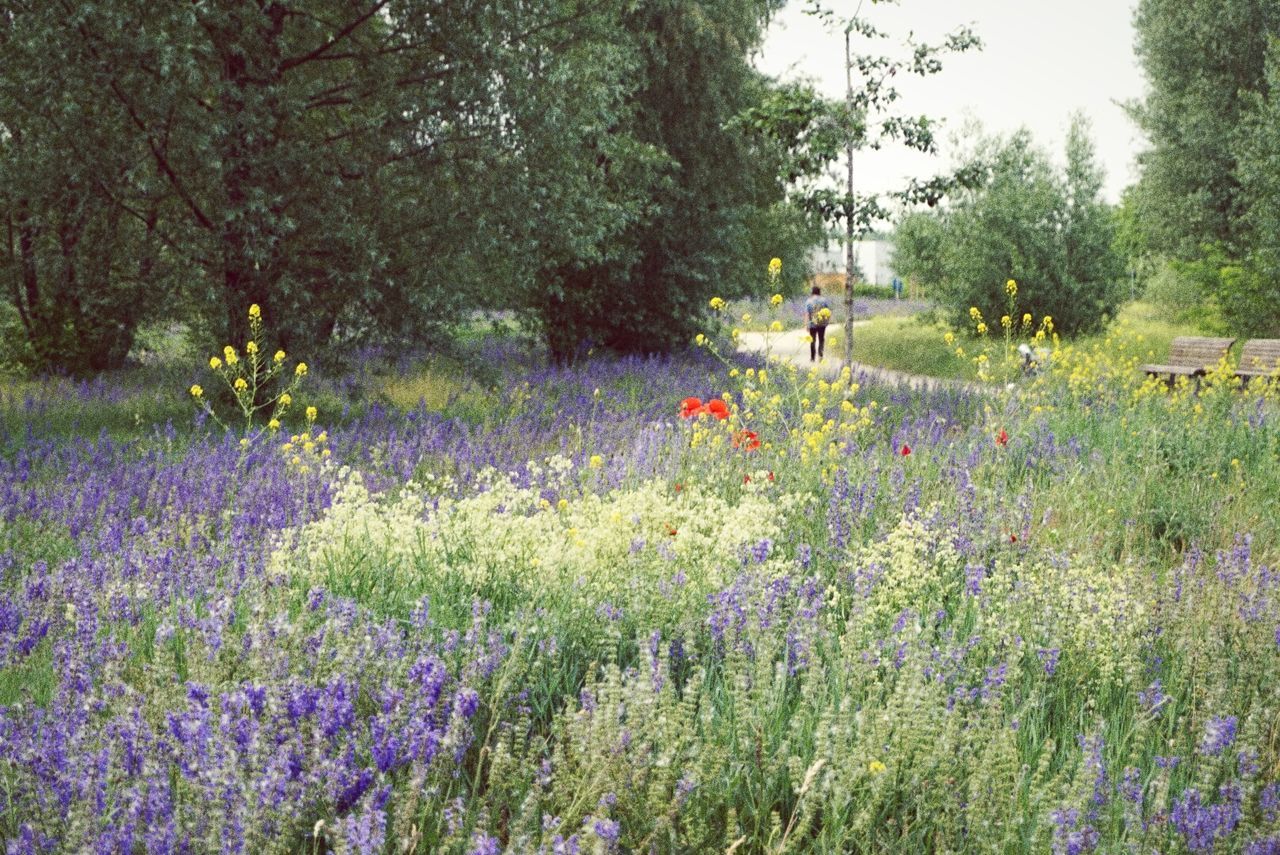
[808,239,897,285]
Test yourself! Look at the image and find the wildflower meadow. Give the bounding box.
[3,304,1280,855]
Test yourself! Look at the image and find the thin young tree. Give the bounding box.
[786,1,981,371]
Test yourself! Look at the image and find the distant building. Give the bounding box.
[809,236,897,286]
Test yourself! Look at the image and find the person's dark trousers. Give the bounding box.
[809,325,826,361]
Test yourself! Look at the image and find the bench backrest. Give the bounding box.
[1167,336,1235,367]
[1239,338,1280,372]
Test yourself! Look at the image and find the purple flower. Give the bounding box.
[1200,715,1238,756]
[1036,647,1060,677]
[455,688,480,719]
[469,834,501,855]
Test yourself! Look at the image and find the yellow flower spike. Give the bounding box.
[769,320,783,332]
[729,368,740,378]
[189,384,203,398]
[1001,315,1012,329]
[768,257,782,275]
[224,346,238,365]
[248,304,261,319]
[274,350,286,364]
[741,313,752,324]
[306,406,318,422]
[943,332,955,346]
[731,329,741,340]
[280,393,292,407]
[246,340,259,355]
[709,296,726,311]
[291,455,301,466]
[557,498,568,512]
[1005,279,1017,297]
[976,323,988,336]
[969,306,981,320]
[695,333,706,346]
[209,356,222,370]
[233,377,248,391]
[240,438,250,448]
[295,362,308,377]
[589,454,603,469]
[268,419,281,431]
[770,293,783,307]
[1022,313,1032,326]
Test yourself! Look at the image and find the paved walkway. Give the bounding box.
[735,323,983,394]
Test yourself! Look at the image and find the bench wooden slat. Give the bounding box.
[1140,336,1235,378]
[1237,339,1280,376]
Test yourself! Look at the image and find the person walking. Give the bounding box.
[804,285,831,362]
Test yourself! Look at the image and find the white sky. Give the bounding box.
[754,0,1148,207]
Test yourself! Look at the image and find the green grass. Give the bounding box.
[828,301,1211,381]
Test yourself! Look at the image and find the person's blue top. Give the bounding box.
[804,294,831,326]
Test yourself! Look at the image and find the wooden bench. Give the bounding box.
[1140,336,1235,385]
[1235,338,1280,384]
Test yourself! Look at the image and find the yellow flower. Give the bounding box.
[1005,278,1017,296]
[768,257,782,275]
[189,384,203,398]
[1022,313,1032,326]
[295,362,307,377]
[209,356,222,370]
[274,350,286,363]
[944,332,955,346]
[246,340,258,355]
[306,406,318,421]
[224,345,238,365]
[557,498,568,511]
[976,322,988,336]
[869,760,887,775]
[248,303,261,319]
[709,296,726,311]
[234,377,248,391]
[240,438,250,448]
[589,454,603,469]
[281,442,293,452]
[268,418,280,431]
[695,333,706,346]
[770,293,783,307]
[769,320,783,332]
[741,313,752,324]
[280,393,292,407]
[1001,315,1012,329]
[969,307,981,320]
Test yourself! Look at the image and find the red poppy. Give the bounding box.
[705,399,730,420]
[900,444,911,456]
[767,471,775,482]
[679,397,704,418]
[1009,533,1018,543]
[743,474,751,484]
[996,429,1009,447]
[665,524,678,537]
[673,483,682,493]
[732,429,761,452]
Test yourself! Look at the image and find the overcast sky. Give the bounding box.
[754,0,1148,206]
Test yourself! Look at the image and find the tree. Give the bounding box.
[747,2,981,369]
[1130,0,1280,258]
[525,0,813,362]
[1,0,643,370]
[895,119,1124,337]
[890,212,947,293]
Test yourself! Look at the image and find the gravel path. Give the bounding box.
[735,323,984,393]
